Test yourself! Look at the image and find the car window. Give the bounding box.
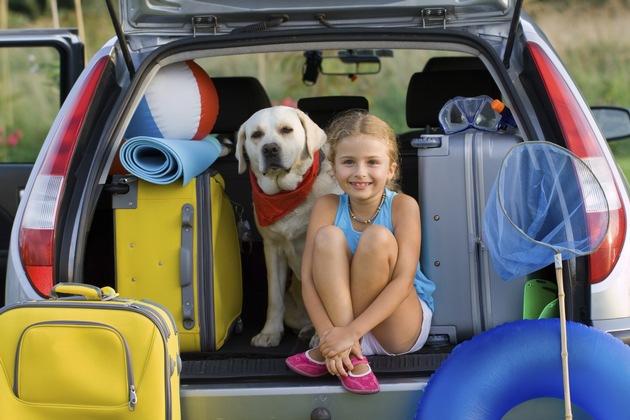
[0,45,62,163]
[196,50,468,134]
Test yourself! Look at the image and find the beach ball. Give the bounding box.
[125,60,219,140]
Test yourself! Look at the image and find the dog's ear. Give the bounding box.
[296,108,327,159]
[235,123,248,174]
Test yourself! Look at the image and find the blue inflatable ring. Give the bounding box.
[416,319,630,419]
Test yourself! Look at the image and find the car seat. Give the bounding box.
[405,66,502,135]
[398,56,502,209]
[211,77,272,138]
[208,77,273,242]
[297,95,369,130]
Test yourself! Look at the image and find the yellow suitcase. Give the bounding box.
[0,283,180,420]
[113,169,243,352]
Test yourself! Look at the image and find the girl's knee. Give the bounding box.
[313,225,346,252]
[357,225,397,253]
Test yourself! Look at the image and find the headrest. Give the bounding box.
[125,61,219,140]
[211,77,272,133]
[406,69,501,129]
[298,96,369,129]
[422,56,486,72]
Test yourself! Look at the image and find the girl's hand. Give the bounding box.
[325,349,352,376]
[350,340,364,361]
[324,342,364,376]
[319,326,357,359]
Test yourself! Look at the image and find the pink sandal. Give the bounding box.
[339,357,380,395]
[285,349,328,377]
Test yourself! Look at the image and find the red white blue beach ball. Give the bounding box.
[125,60,219,140]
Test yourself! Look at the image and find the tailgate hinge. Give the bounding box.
[192,15,219,36]
[109,175,138,209]
[421,8,447,29]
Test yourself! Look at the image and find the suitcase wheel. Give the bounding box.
[234,318,244,335]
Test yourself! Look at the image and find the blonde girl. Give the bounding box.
[286,111,435,394]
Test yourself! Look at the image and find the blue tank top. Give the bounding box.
[334,189,435,312]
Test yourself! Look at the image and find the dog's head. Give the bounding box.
[236,106,327,194]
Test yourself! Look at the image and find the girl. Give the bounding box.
[285,111,435,394]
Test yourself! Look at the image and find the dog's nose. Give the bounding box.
[262,142,280,157]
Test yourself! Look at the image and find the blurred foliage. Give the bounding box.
[8,0,79,18]
[529,0,629,4]
[0,46,61,162]
[2,0,629,165]
[5,1,114,57]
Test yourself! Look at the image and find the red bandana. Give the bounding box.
[250,151,321,227]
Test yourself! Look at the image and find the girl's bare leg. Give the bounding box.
[309,225,353,362]
[312,225,354,326]
[351,225,423,355]
[309,224,422,370]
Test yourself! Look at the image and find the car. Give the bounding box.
[592,106,630,141]
[0,28,84,305]
[5,0,630,418]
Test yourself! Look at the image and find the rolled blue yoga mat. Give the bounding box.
[119,135,222,185]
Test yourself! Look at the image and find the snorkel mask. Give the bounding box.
[438,95,502,134]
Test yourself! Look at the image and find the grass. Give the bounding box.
[529,0,630,108]
[2,1,630,169]
[529,0,630,173]
[9,1,629,106]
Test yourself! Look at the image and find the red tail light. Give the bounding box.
[527,42,626,283]
[18,56,110,297]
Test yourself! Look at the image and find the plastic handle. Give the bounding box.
[50,283,105,300]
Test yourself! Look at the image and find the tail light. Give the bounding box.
[527,42,626,283]
[18,56,110,297]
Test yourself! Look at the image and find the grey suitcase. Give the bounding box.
[414,131,527,343]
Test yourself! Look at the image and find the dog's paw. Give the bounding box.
[308,332,320,349]
[297,324,316,342]
[250,332,283,347]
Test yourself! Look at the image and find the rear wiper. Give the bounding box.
[503,0,524,69]
[231,15,289,34]
[105,0,135,80]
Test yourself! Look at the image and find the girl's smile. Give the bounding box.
[349,181,372,189]
[334,134,396,199]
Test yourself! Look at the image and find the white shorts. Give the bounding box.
[360,297,433,356]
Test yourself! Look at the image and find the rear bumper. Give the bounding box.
[180,377,427,419]
[592,318,630,344]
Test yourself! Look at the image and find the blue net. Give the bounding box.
[483,142,609,281]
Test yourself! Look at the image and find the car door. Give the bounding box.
[0,29,84,301]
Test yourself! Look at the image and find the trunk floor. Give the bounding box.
[181,319,452,382]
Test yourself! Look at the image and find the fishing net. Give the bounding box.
[483,141,609,281]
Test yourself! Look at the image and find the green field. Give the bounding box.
[529,0,630,174]
[1,1,629,171]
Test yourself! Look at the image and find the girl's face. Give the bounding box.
[333,134,396,198]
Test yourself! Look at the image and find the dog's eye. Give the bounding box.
[280,126,293,135]
[252,130,264,138]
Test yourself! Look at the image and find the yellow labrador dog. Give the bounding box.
[236,105,341,347]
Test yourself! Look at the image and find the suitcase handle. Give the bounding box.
[411,135,442,149]
[181,203,196,329]
[51,283,118,301]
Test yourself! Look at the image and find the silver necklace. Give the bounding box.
[348,192,386,224]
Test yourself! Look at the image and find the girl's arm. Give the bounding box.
[300,194,339,338]
[303,194,367,375]
[334,193,421,347]
[390,192,423,289]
